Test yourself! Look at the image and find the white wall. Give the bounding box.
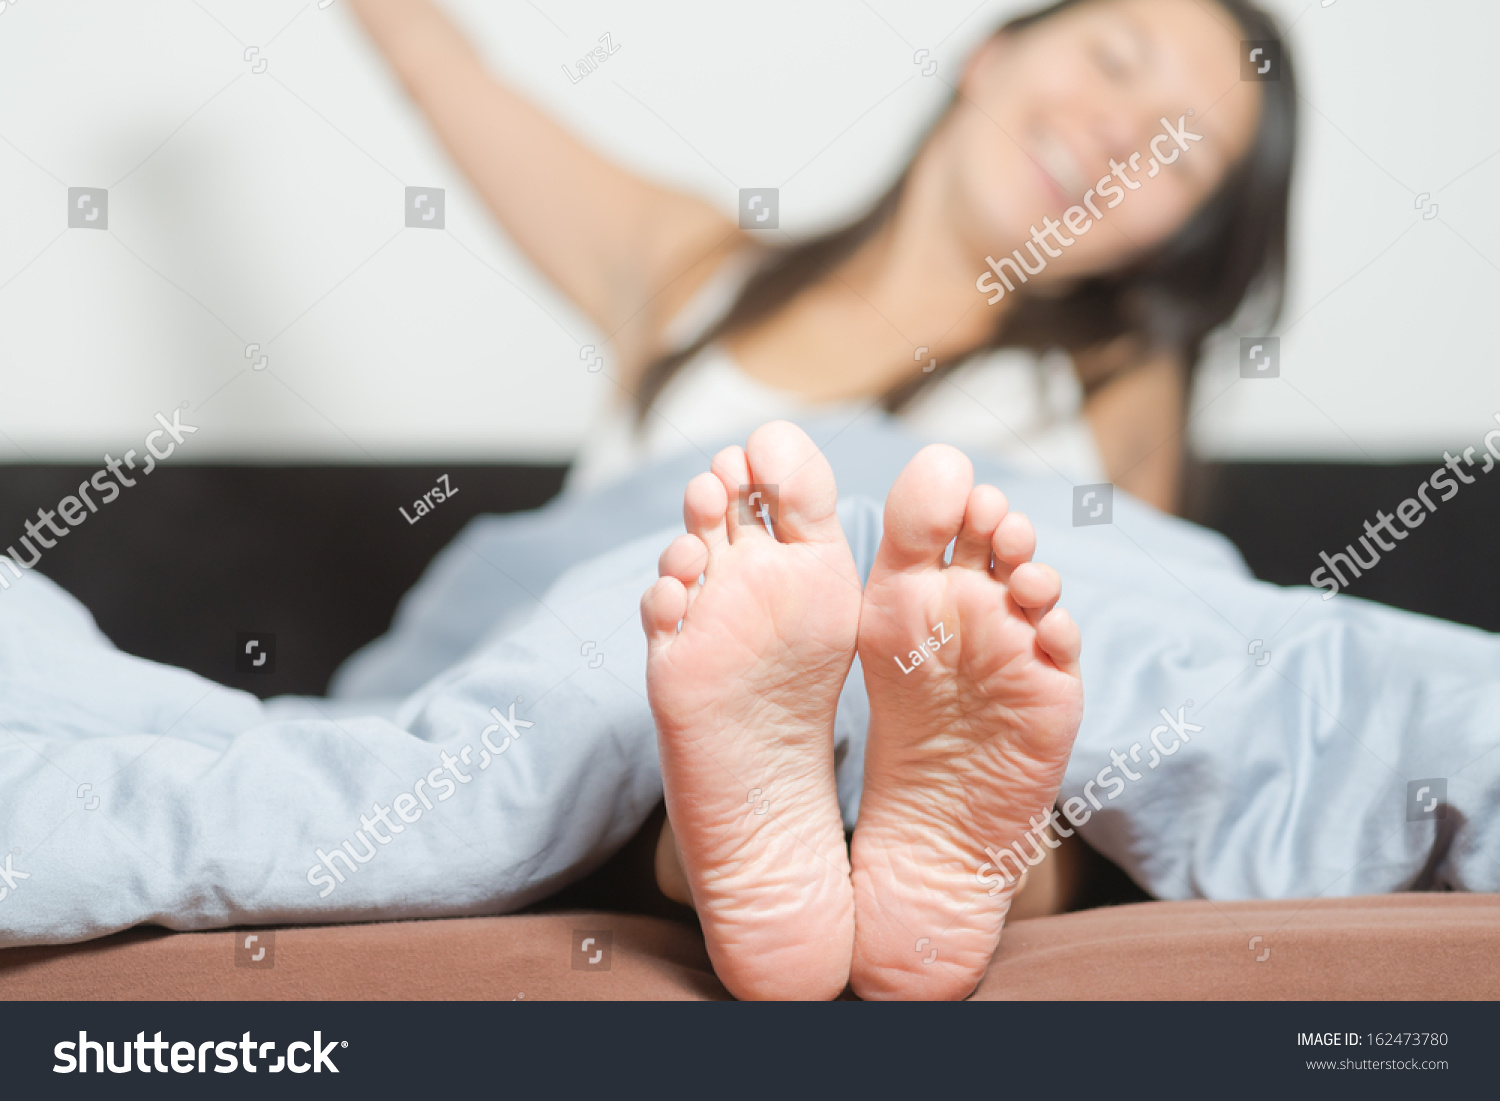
[0,0,1496,462]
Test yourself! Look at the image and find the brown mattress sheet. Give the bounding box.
[1,894,1495,1000]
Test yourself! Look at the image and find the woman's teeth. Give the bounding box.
[1034,132,1084,199]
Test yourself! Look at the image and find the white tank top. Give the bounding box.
[565,251,1105,495]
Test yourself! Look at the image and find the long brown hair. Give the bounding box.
[635,0,1296,424]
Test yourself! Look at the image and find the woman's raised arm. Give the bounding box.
[349,0,740,372]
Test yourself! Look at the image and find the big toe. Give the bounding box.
[878,444,974,570]
[743,420,843,545]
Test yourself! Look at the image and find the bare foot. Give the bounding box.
[640,421,860,1000]
[850,444,1084,1000]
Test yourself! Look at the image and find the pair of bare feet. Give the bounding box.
[640,422,1084,1000]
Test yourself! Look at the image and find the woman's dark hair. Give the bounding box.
[635,0,1296,422]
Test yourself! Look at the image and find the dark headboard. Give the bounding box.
[0,465,564,698]
[1,462,1493,698]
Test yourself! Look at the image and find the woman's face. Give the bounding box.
[945,0,1263,282]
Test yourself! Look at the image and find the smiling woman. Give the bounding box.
[976,111,1213,302]
[618,0,1292,508]
[349,0,1296,513]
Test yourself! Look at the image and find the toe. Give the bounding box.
[950,484,1009,569]
[1036,606,1082,675]
[659,534,709,586]
[710,446,770,543]
[684,471,729,553]
[990,511,1036,580]
[742,420,843,546]
[1007,561,1061,620]
[659,534,708,616]
[878,444,974,571]
[640,576,688,651]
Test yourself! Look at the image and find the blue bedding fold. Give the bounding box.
[1,414,1494,946]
